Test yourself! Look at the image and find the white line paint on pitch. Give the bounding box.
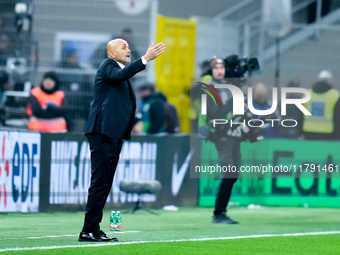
[3,231,140,240]
[1,231,339,253]
[113,231,141,233]
[4,235,77,240]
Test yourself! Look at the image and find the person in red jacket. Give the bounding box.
[27,72,69,132]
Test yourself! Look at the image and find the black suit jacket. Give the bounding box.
[85,58,145,140]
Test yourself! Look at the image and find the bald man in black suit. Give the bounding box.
[79,39,165,242]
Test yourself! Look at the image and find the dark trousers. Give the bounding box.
[214,138,240,216]
[82,133,123,233]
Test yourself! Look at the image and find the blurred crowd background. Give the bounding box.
[0,0,339,140]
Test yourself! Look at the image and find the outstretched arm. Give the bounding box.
[103,42,166,82]
[103,58,146,82]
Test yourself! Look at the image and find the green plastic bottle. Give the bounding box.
[109,211,116,231]
[114,211,122,231]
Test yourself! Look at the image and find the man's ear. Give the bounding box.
[109,50,115,59]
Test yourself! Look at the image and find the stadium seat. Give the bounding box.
[0,90,30,129]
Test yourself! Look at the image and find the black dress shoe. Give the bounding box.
[212,214,239,224]
[99,230,118,242]
[78,231,118,242]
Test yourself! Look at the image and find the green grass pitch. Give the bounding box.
[1,207,339,254]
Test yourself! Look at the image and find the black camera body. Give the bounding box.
[224,54,260,79]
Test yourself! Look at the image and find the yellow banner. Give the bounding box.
[156,15,197,133]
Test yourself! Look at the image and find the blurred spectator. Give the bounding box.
[0,71,14,100]
[58,49,92,125]
[0,34,9,66]
[200,60,212,77]
[307,0,332,24]
[27,72,70,133]
[189,59,213,133]
[0,70,21,113]
[189,85,201,133]
[0,71,11,123]
[0,70,31,128]
[120,28,140,61]
[58,49,83,91]
[137,83,180,134]
[252,82,279,138]
[302,70,340,140]
[59,50,82,69]
[91,28,140,68]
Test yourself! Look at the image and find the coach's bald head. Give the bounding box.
[107,38,131,65]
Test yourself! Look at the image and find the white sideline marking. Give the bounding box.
[1,231,339,252]
[4,235,77,240]
[3,231,140,240]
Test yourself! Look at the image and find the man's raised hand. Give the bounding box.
[143,42,166,62]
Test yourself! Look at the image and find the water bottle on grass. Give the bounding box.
[114,211,122,231]
[109,211,116,231]
[109,210,122,231]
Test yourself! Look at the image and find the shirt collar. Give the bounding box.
[116,60,125,69]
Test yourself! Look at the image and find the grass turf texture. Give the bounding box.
[1,207,339,254]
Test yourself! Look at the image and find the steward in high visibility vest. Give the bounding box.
[27,72,68,133]
[303,79,340,140]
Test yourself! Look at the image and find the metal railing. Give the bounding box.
[215,0,340,64]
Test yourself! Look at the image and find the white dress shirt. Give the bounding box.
[116,57,147,69]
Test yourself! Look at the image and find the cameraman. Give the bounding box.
[206,58,239,224]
